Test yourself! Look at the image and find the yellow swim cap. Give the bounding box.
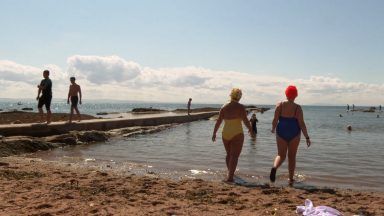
[230,88,242,101]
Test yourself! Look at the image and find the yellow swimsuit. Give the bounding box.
[222,119,243,140]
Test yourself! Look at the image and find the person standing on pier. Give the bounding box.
[67,77,82,123]
[187,98,192,115]
[36,70,52,124]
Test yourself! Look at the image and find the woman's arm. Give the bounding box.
[242,107,255,137]
[271,103,281,133]
[212,108,224,141]
[297,106,311,147]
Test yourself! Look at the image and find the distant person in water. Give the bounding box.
[212,88,255,183]
[270,85,311,185]
[347,104,350,111]
[380,105,382,112]
[352,104,355,111]
[67,77,82,123]
[347,125,352,131]
[187,98,192,115]
[249,113,258,135]
[36,70,52,124]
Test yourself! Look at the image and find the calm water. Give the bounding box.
[25,102,384,192]
[0,98,221,115]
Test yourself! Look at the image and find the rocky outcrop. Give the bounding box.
[96,112,109,115]
[131,108,167,113]
[0,136,59,157]
[0,124,175,157]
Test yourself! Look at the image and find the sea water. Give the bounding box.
[3,99,383,191]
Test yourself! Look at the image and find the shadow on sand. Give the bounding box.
[233,176,337,194]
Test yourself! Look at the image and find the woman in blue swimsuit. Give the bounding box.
[270,85,311,185]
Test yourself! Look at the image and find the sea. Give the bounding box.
[1,98,383,192]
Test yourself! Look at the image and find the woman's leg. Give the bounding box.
[223,134,244,182]
[287,135,301,183]
[222,138,231,171]
[270,136,288,182]
[273,136,288,169]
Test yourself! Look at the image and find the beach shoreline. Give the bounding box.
[0,156,383,215]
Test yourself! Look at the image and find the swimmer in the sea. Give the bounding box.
[249,113,258,135]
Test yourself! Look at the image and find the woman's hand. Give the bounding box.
[249,130,256,138]
[212,134,216,142]
[306,137,311,147]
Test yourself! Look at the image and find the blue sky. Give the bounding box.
[0,0,383,104]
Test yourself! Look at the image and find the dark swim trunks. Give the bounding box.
[70,96,79,107]
[38,95,52,110]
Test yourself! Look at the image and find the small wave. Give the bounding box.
[189,169,208,175]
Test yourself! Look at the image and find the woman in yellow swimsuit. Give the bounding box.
[212,88,255,182]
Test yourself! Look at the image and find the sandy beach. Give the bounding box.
[0,111,383,215]
[0,156,382,216]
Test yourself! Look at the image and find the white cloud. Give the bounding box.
[1,56,384,105]
[67,55,141,84]
[0,60,41,84]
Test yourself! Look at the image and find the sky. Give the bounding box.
[0,0,383,105]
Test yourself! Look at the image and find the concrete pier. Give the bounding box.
[0,112,218,137]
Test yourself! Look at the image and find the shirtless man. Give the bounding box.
[67,77,82,123]
[36,70,52,124]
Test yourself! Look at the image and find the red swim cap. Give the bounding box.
[285,85,298,100]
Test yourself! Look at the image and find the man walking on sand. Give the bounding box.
[67,77,82,123]
[187,98,192,115]
[36,70,52,124]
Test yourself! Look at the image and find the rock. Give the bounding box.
[96,112,108,115]
[363,107,375,112]
[21,107,33,111]
[132,108,166,113]
[45,134,78,145]
[75,131,109,143]
[12,120,22,124]
[0,136,57,157]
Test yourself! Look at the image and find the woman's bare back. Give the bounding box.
[221,102,246,119]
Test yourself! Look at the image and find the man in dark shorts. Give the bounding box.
[67,77,82,123]
[36,70,52,124]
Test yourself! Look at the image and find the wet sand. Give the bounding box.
[0,157,383,216]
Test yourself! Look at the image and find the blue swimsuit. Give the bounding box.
[276,103,301,142]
